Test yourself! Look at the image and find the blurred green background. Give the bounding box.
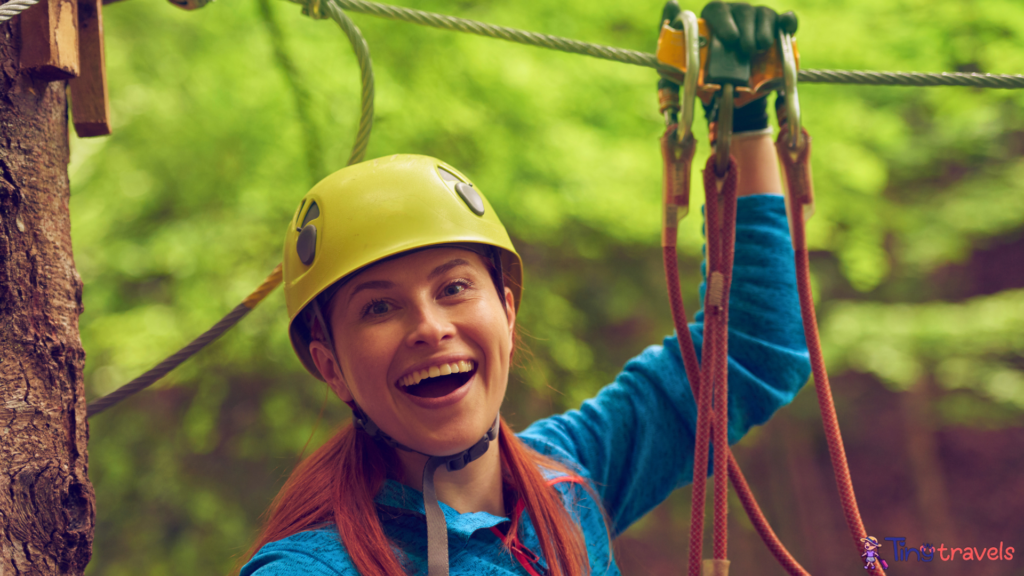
[71,0,1024,574]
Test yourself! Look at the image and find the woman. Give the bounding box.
[240,7,807,575]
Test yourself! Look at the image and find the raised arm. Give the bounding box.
[519,132,810,536]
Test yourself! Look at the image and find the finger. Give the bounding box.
[661,0,682,31]
[702,2,739,49]
[730,3,757,55]
[754,6,776,51]
[779,10,798,34]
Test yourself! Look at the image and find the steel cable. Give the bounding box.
[324,0,374,165]
[0,0,40,23]
[320,0,1024,89]
[87,266,284,417]
[798,68,1024,88]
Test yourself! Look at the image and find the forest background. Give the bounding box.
[71,0,1024,574]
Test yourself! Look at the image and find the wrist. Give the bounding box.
[723,133,783,197]
[731,95,770,134]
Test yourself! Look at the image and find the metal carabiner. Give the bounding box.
[678,9,700,143]
[778,29,802,150]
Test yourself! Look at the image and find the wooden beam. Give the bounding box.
[70,0,110,136]
[20,0,80,81]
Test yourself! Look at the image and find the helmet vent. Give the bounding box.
[297,224,317,265]
[294,199,307,229]
[300,201,320,227]
[438,167,461,182]
[456,182,485,216]
[296,201,320,265]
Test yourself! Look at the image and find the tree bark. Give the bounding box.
[0,19,95,576]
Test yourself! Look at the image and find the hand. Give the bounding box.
[700,2,797,58]
[700,2,798,133]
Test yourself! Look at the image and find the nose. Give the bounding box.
[404,301,455,348]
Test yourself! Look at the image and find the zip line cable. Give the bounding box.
[307,0,1024,88]
[85,0,1023,417]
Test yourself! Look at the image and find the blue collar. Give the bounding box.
[374,479,511,543]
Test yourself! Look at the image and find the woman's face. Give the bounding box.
[310,247,515,457]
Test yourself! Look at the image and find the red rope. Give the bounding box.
[701,154,739,562]
[661,126,813,576]
[727,454,810,576]
[776,128,882,574]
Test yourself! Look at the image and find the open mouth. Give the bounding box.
[398,361,477,399]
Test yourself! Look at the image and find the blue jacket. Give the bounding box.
[241,194,811,575]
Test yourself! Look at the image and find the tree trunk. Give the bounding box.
[0,20,95,576]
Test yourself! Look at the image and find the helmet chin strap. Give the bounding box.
[353,405,500,576]
[309,297,501,576]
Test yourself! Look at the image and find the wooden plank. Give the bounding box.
[70,0,110,136]
[20,0,80,81]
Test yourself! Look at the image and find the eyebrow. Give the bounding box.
[346,258,473,306]
[428,258,472,280]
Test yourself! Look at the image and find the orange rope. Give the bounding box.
[776,128,882,573]
[242,263,284,309]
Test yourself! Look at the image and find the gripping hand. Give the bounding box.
[700,2,797,133]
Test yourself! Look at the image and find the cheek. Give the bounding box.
[338,328,399,390]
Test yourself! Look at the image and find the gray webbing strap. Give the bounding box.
[419,417,499,576]
[423,455,450,576]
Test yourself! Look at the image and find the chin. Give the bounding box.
[411,417,497,458]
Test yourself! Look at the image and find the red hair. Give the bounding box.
[237,417,598,576]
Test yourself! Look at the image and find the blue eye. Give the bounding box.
[363,299,391,317]
[443,280,471,297]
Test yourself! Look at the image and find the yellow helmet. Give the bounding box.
[283,154,523,381]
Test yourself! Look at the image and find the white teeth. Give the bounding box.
[400,359,475,386]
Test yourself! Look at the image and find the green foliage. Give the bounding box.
[70,0,1024,573]
[822,290,1024,403]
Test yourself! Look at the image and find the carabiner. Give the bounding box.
[778,29,802,150]
[677,9,700,143]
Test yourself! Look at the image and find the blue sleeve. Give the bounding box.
[240,530,355,575]
[518,194,810,536]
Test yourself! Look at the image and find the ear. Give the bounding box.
[503,286,516,335]
[309,340,353,403]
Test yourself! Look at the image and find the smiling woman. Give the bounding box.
[236,138,811,576]
[243,154,598,576]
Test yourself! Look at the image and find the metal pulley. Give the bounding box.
[655,14,800,110]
